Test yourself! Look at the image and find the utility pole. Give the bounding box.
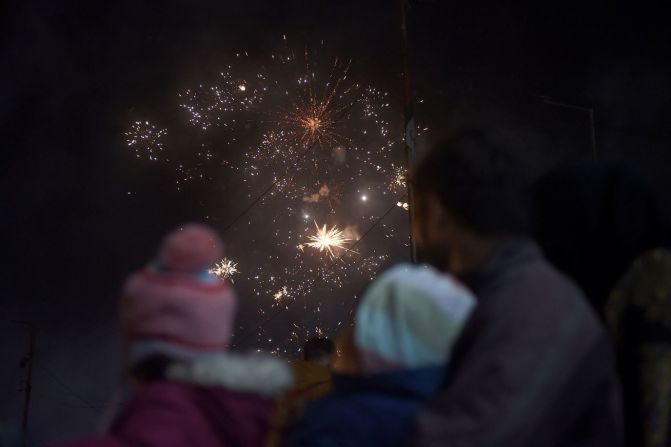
[541,96,598,162]
[400,0,418,262]
[12,320,37,446]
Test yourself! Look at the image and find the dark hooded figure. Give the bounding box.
[532,163,671,447]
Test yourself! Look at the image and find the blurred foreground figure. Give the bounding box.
[286,263,476,446]
[56,224,292,447]
[608,248,671,447]
[293,338,335,401]
[411,131,623,447]
[267,338,334,446]
[532,163,670,447]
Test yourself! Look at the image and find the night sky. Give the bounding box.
[2,0,670,444]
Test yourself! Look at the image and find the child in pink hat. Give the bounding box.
[57,223,293,447]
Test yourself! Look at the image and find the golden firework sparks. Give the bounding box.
[302,221,354,259]
[209,258,240,282]
[288,101,336,146]
[274,286,290,302]
[282,55,356,147]
[388,166,407,191]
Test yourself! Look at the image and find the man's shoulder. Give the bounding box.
[472,248,604,343]
[489,248,588,308]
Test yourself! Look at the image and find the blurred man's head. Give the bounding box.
[303,337,335,367]
[413,131,529,273]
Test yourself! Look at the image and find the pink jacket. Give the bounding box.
[56,354,293,447]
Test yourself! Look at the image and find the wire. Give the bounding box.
[37,364,96,409]
[221,94,361,233]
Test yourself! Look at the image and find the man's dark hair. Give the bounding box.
[413,130,530,235]
[303,337,334,362]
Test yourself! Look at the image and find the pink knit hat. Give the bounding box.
[158,223,223,272]
[120,223,237,352]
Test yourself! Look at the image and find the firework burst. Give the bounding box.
[301,221,356,259]
[273,286,290,303]
[209,258,240,282]
[388,166,407,190]
[281,56,356,148]
[124,121,167,161]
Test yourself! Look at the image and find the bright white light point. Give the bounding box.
[238,84,246,91]
[361,195,368,201]
[304,214,309,219]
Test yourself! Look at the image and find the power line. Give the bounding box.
[221,140,320,233]
[221,93,362,234]
[38,364,96,409]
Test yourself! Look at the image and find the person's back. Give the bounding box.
[67,355,290,447]
[286,264,476,447]
[410,131,622,447]
[415,238,620,446]
[54,224,293,447]
[289,366,443,446]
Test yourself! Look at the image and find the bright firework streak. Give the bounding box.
[209,258,239,283]
[302,221,355,259]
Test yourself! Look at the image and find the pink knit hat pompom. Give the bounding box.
[159,223,223,272]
